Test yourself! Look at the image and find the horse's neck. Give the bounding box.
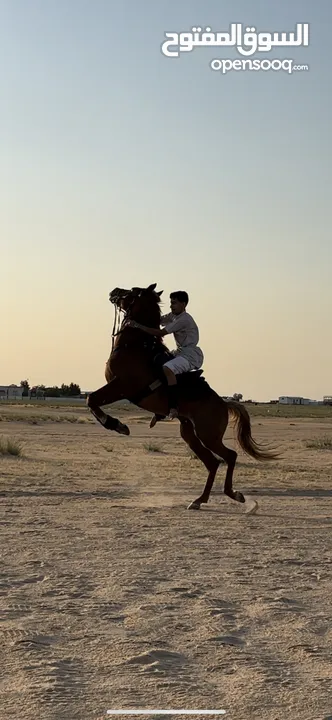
[136,309,160,326]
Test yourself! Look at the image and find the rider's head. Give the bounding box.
[170,291,188,315]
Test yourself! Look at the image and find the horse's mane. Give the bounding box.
[144,293,165,348]
[124,289,166,349]
[145,292,168,349]
[135,290,162,322]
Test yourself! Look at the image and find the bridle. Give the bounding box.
[109,287,142,352]
[109,286,162,353]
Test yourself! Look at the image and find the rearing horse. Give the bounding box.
[87,283,279,511]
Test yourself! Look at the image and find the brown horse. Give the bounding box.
[87,283,279,512]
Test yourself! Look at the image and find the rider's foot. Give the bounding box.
[167,384,179,420]
[150,413,166,428]
[168,407,178,420]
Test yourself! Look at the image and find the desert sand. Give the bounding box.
[1,402,332,720]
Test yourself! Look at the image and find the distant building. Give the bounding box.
[278,396,311,405]
[323,396,332,405]
[0,384,24,400]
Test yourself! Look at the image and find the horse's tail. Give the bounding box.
[225,400,280,461]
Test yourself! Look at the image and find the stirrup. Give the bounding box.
[168,407,178,420]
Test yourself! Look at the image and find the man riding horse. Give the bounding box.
[126,290,203,426]
[86,283,278,512]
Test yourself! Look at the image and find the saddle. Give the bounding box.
[127,347,212,408]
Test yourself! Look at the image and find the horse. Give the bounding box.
[87,283,279,511]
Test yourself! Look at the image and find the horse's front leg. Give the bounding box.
[87,377,129,435]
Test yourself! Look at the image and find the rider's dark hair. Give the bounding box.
[170,291,189,306]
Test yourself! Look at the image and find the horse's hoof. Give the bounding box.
[244,498,259,515]
[117,422,130,436]
[187,501,201,510]
[234,491,245,504]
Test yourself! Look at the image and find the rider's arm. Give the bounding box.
[129,321,167,337]
[128,313,186,337]
[163,315,187,334]
[160,313,173,326]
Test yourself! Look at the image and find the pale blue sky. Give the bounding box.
[1,0,331,400]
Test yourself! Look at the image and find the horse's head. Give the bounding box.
[109,283,163,324]
[109,286,131,308]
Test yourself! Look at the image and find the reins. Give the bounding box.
[111,305,124,351]
[110,289,163,354]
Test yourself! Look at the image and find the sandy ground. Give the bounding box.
[1,406,332,720]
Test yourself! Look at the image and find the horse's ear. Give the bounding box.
[157,290,163,297]
[146,283,157,292]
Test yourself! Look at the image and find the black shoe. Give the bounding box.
[150,413,166,428]
[168,408,178,420]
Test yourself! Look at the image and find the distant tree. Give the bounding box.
[232,393,243,402]
[29,385,46,399]
[29,383,81,398]
[60,383,81,397]
[20,379,30,396]
[69,382,81,396]
[44,386,61,397]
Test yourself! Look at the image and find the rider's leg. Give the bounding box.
[164,356,193,419]
[163,365,179,419]
[149,356,195,428]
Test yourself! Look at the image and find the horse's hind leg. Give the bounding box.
[179,418,220,509]
[215,441,259,513]
[217,443,244,503]
[200,436,244,504]
[192,405,245,504]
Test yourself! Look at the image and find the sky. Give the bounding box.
[1,0,331,401]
